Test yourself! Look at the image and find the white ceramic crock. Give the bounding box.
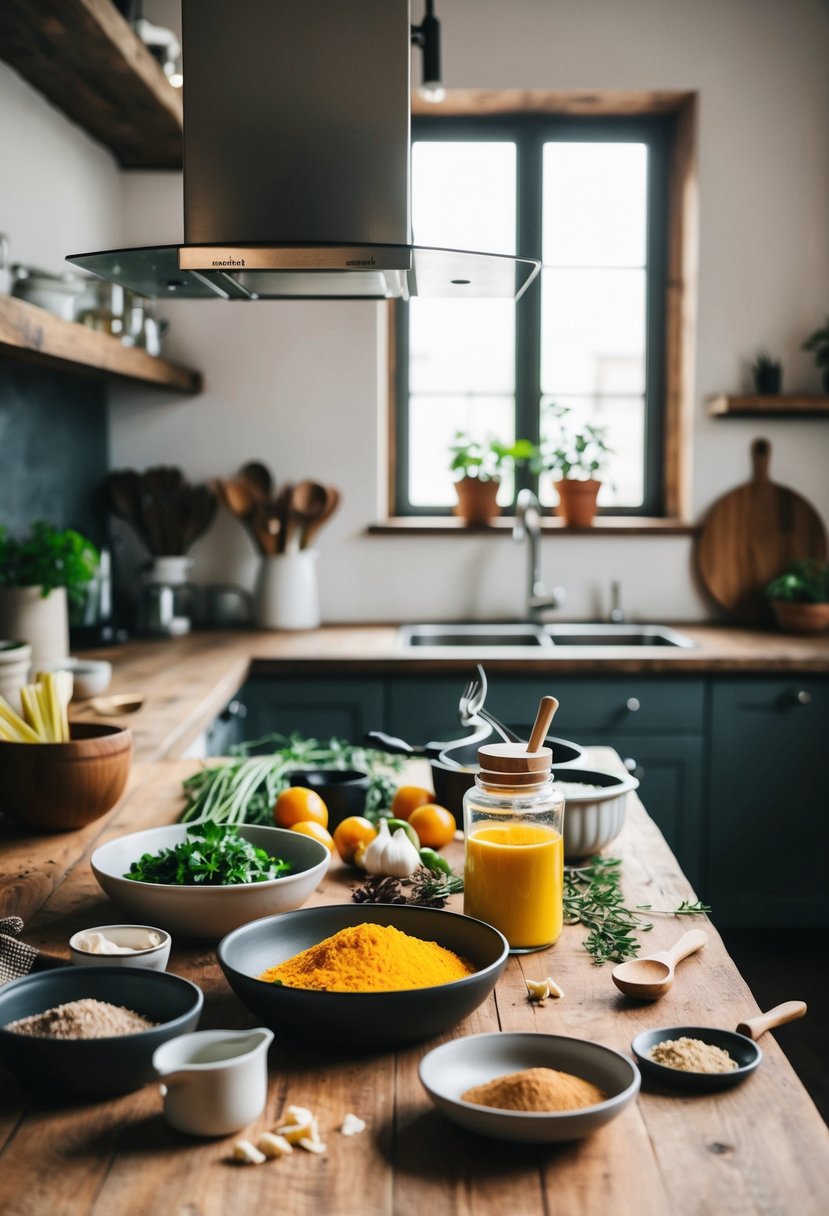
[153,1027,274,1137]
[0,587,69,670]
[0,641,32,711]
[254,551,320,630]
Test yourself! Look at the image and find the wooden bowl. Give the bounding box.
[0,723,133,833]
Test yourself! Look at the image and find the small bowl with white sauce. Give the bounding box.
[69,924,171,971]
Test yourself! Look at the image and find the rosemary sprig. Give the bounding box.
[564,856,711,965]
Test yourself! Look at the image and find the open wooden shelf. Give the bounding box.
[708,394,829,418]
[0,294,202,394]
[0,0,183,168]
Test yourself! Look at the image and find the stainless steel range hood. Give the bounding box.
[67,0,539,302]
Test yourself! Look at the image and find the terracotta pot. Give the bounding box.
[453,477,501,526]
[0,586,70,670]
[555,479,601,527]
[771,600,829,635]
[0,723,133,833]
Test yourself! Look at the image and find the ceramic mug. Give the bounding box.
[153,1027,273,1137]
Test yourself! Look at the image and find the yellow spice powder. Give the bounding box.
[258,922,474,992]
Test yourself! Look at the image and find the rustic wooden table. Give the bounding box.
[0,753,827,1216]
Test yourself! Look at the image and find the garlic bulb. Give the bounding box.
[362,818,421,878]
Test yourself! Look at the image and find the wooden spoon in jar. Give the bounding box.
[612,929,708,1000]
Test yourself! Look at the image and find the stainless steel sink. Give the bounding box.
[399,622,696,650]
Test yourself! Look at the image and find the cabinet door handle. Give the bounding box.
[625,697,641,712]
[219,699,248,722]
[624,757,645,780]
[793,689,812,706]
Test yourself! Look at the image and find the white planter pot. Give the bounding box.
[254,552,320,631]
[0,641,32,712]
[0,587,70,672]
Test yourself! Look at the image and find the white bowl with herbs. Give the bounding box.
[90,822,330,939]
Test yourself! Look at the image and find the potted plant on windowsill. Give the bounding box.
[534,405,612,527]
[751,350,783,395]
[0,522,99,668]
[449,434,535,525]
[765,559,829,634]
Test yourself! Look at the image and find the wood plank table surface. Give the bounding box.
[0,752,827,1216]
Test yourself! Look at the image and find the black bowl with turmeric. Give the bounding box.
[217,904,509,1049]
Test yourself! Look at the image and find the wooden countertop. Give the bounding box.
[70,624,829,764]
[0,752,826,1216]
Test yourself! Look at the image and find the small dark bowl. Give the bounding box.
[285,768,370,830]
[631,1026,762,1093]
[217,903,509,1049]
[0,966,203,1097]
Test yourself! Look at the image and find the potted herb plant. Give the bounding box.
[765,558,829,634]
[534,405,612,527]
[449,434,535,525]
[802,318,829,393]
[0,522,99,668]
[751,351,783,395]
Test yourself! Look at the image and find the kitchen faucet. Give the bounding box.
[513,489,565,622]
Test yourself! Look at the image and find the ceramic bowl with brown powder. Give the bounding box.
[419,1032,640,1143]
[0,965,203,1098]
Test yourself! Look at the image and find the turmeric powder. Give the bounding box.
[258,922,474,992]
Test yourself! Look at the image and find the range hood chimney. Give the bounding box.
[68,0,539,301]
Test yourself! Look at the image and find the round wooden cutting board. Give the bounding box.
[696,438,828,625]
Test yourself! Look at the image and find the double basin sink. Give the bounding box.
[399,622,696,650]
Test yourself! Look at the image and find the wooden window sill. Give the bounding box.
[367,517,698,537]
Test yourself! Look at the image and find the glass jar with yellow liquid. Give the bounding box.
[463,741,565,953]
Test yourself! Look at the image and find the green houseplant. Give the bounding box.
[751,350,783,395]
[534,405,612,526]
[802,319,829,393]
[0,522,99,668]
[765,559,829,634]
[448,434,535,525]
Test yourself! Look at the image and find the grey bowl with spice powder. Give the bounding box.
[631,1025,762,1093]
[0,965,203,1098]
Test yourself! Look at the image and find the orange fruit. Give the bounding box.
[390,785,435,822]
[408,804,456,849]
[273,786,329,829]
[333,816,377,865]
[290,821,335,853]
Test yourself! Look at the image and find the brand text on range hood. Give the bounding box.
[67,0,539,301]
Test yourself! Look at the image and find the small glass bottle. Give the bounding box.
[463,742,565,953]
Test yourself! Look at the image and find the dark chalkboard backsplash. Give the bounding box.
[0,362,110,544]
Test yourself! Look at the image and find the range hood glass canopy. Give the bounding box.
[67,0,540,302]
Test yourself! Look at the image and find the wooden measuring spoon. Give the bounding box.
[736,1000,807,1040]
[612,929,708,1000]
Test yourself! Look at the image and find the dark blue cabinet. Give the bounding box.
[707,678,829,927]
[242,677,385,745]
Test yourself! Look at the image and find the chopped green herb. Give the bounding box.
[125,823,292,886]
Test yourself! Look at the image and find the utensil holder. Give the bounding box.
[255,551,320,630]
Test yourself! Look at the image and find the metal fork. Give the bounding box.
[458,665,523,743]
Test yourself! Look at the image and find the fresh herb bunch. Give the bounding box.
[0,521,99,605]
[532,403,612,481]
[449,432,536,482]
[180,733,403,826]
[765,558,829,605]
[126,822,292,885]
[564,856,710,965]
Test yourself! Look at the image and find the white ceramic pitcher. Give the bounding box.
[254,551,320,630]
[153,1027,273,1137]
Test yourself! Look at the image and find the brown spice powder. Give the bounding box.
[647,1037,738,1074]
[6,998,155,1040]
[462,1066,606,1112]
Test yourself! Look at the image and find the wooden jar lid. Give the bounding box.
[477,743,552,786]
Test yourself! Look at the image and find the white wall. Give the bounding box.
[4,2,828,623]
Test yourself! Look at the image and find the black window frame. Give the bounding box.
[393,112,672,517]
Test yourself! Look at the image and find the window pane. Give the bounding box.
[538,394,645,510]
[408,395,515,507]
[412,142,516,253]
[410,299,515,394]
[543,142,647,267]
[540,267,646,395]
